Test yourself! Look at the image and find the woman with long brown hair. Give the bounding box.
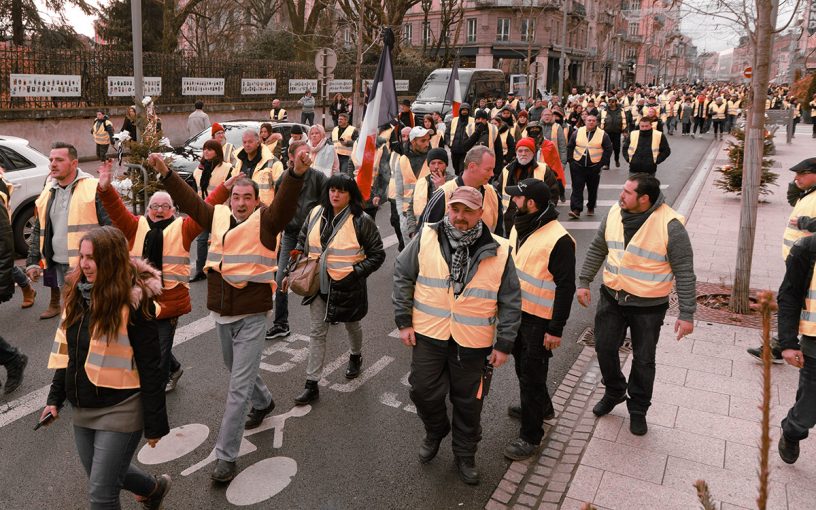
[39,226,170,509]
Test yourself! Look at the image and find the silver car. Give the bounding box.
[0,136,50,255]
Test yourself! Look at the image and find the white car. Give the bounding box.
[0,136,51,255]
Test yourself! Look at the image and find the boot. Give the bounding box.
[21,283,36,309]
[345,354,362,379]
[39,287,61,320]
[294,380,319,405]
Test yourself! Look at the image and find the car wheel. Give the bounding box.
[12,203,35,257]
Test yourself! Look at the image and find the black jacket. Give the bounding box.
[419,175,505,237]
[778,235,816,356]
[622,129,671,174]
[295,208,386,322]
[0,180,13,302]
[277,168,328,237]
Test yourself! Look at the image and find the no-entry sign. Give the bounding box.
[743,66,753,79]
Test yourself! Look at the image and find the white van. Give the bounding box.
[411,68,506,117]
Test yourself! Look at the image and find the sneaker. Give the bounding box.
[778,435,800,464]
[455,456,479,485]
[165,368,183,393]
[4,353,28,394]
[601,165,609,171]
[629,414,648,436]
[140,474,172,510]
[592,395,626,417]
[568,210,580,219]
[245,399,276,430]
[504,438,540,461]
[746,345,783,364]
[265,324,290,340]
[211,459,237,483]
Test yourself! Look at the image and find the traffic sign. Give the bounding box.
[315,48,337,75]
[743,66,753,79]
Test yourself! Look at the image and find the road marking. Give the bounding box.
[318,351,352,387]
[564,221,601,230]
[558,200,618,207]
[226,457,298,506]
[137,423,210,465]
[330,355,394,392]
[259,334,309,374]
[565,184,668,190]
[180,438,258,477]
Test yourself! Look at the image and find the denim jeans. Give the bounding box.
[512,314,554,445]
[782,354,816,441]
[156,318,181,383]
[194,230,209,275]
[214,313,273,461]
[12,266,28,287]
[273,232,298,328]
[593,287,668,416]
[0,335,21,365]
[569,163,601,213]
[666,117,678,135]
[73,425,156,510]
[305,295,363,381]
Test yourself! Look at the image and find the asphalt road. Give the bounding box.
[0,132,713,509]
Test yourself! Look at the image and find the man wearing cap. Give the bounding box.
[420,145,503,236]
[567,114,613,219]
[503,178,575,460]
[399,99,416,128]
[212,122,235,165]
[577,173,696,436]
[600,98,627,168]
[395,126,432,246]
[332,113,358,175]
[623,118,671,176]
[497,137,559,234]
[409,148,453,239]
[393,185,521,485]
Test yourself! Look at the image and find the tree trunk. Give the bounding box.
[11,0,24,45]
[730,0,777,313]
[162,0,177,54]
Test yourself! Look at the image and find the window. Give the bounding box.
[403,23,413,45]
[497,18,510,42]
[521,18,535,42]
[423,22,432,45]
[343,27,352,46]
[0,147,33,171]
[628,22,639,36]
[466,18,477,43]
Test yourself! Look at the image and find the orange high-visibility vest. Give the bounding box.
[509,220,574,319]
[204,205,278,290]
[305,206,365,281]
[627,130,662,164]
[783,192,816,260]
[499,131,510,156]
[193,162,233,199]
[440,179,500,233]
[412,225,509,348]
[399,156,430,214]
[572,127,605,164]
[132,216,190,289]
[332,125,357,157]
[48,308,140,389]
[233,146,280,206]
[800,265,816,336]
[500,162,547,211]
[35,177,99,268]
[91,120,112,146]
[602,203,684,298]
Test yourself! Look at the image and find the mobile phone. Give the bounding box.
[34,410,57,431]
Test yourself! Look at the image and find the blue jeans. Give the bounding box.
[273,232,298,327]
[73,425,156,510]
[12,266,28,287]
[782,354,816,441]
[214,313,273,461]
[156,318,181,383]
[194,230,209,275]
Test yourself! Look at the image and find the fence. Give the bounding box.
[0,46,433,111]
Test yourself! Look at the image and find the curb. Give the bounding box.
[674,137,723,220]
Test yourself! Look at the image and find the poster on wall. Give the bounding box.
[107,76,162,97]
[182,77,225,96]
[288,79,318,95]
[241,79,277,95]
[364,79,409,92]
[328,80,353,94]
[10,73,81,97]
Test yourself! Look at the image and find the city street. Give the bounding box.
[0,133,713,509]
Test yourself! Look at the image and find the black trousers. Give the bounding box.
[512,313,553,445]
[712,119,725,135]
[95,143,109,161]
[389,199,404,252]
[782,354,816,441]
[692,117,705,134]
[0,335,21,365]
[409,336,492,457]
[451,151,466,176]
[338,155,350,175]
[569,162,601,212]
[594,287,668,416]
[607,132,622,164]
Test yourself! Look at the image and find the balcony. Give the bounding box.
[472,0,560,8]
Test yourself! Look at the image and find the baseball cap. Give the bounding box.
[506,178,552,209]
[409,126,429,141]
[448,186,483,210]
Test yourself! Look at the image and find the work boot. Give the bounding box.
[507,404,522,420]
[629,414,648,436]
[21,283,36,309]
[455,456,479,485]
[4,353,28,394]
[592,395,626,417]
[294,380,319,406]
[245,399,275,429]
[778,435,800,464]
[345,354,362,379]
[418,436,442,463]
[39,287,61,320]
[211,460,236,483]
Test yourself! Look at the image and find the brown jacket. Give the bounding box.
[162,169,304,316]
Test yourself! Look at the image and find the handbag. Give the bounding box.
[287,252,319,297]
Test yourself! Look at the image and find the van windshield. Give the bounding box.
[415,71,471,102]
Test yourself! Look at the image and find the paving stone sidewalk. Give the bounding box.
[488,126,816,510]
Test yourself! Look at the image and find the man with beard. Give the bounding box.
[395,126,432,244]
[503,178,575,460]
[468,110,501,177]
[447,103,475,175]
[331,113,358,175]
[567,115,612,219]
[497,137,559,234]
[600,98,627,168]
[623,118,671,175]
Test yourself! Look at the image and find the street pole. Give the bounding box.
[558,0,569,99]
[131,0,143,141]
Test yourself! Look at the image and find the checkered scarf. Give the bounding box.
[442,215,483,294]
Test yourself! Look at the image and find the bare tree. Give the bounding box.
[180,1,246,59]
[337,0,423,57]
[237,0,283,30]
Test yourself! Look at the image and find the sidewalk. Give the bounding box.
[489,126,816,510]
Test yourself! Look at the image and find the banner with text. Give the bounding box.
[364,79,409,92]
[328,80,353,94]
[10,74,81,97]
[288,79,318,95]
[182,77,225,96]
[241,79,277,95]
[107,76,162,97]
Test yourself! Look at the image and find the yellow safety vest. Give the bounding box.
[783,192,816,260]
[193,161,233,199]
[269,108,287,121]
[430,131,443,149]
[305,206,365,281]
[727,100,741,116]
[440,179,500,233]
[35,178,99,268]
[233,147,280,206]
[332,126,357,157]
[509,221,573,319]
[572,127,605,164]
[222,143,235,164]
[449,116,475,143]
[132,217,190,289]
[627,130,662,164]
[91,120,112,146]
[500,162,547,211]
[602,203,684,298]
[499,131,510,156]
[204,205,278,289]
[800,266,816,336]
[399,156,430,213]
[388,151,400,200]
[48,308,140,389]
[709,103,727,120]
[412,225,509,348]
[412,176,433,219]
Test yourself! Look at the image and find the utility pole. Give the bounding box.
[131,0,144,141]
[558,0,569,98]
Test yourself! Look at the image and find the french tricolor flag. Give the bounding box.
[354,28,398,201]
[444,58,462,117]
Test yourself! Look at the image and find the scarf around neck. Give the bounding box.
[442,215,483,295]
[144,216,174,280]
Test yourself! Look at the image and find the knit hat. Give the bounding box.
[426,148,449,166]
[474,110,489,120]
[516,137,536,153]
[211,122,225,136]
[459,102,471,112]
[402,99,412,107]
[291,125,303,135]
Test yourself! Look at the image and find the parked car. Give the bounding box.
[0,136,51,255]
[411,68,506,118]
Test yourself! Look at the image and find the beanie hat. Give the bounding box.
[474,110,489,120]
[211,122,225,136]
[516,137,536,153]
[426,148,449,166]
[291,124,303,135]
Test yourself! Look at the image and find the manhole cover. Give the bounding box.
[577,327,631,352]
